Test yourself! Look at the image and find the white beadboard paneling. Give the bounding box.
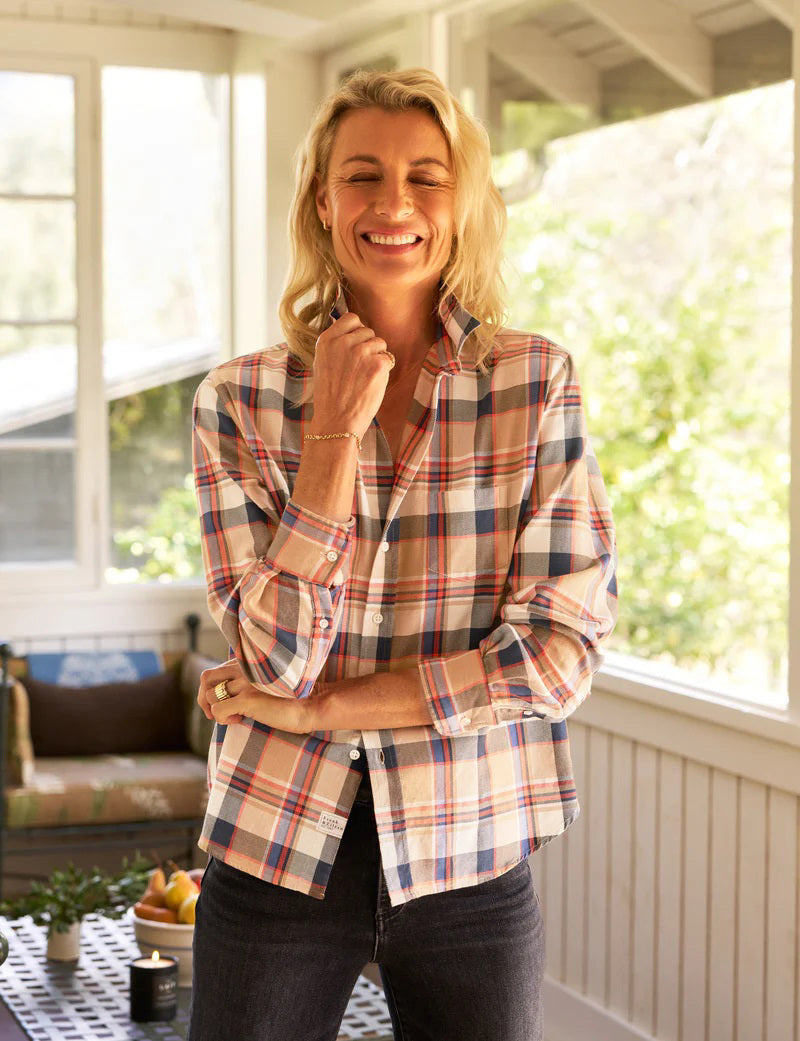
[736,778,768,1041]
[656,751,682,1041]
[765,787,798,1041]
[607,733,634,1020]
[542,803,566,981]
[586,727,610,1001]
[681,761,710,1041]
[708,770,737,1041]
[631,743,658,1035]
[563,721,589,993]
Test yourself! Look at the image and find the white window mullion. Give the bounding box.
[75,56,107,588]
[64,54,102,591]
[790,31,800,721]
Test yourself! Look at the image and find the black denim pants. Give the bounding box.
[188,771,545,1041]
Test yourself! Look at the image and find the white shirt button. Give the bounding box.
[349,748,361,760]
[372,612,384,624]
[522,709,535,717]
[380,541,390,553]
[460,715,471,726]
[325,550,338,562]
[318,618,329,630]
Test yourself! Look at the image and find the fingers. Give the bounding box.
[318,313,387,356]
[198,659,243,721]
[210,696,244,726]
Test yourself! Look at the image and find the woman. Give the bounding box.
[188,68,616,1041]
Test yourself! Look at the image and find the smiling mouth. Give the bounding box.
[362,233,423,246]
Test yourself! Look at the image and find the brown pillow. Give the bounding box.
[25,671,189,758]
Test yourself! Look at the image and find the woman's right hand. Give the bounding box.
[309,312,394,442]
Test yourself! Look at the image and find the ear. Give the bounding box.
[314,175,331,226]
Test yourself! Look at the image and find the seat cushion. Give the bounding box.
[5,752,208,829]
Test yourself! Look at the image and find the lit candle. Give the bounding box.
[129,949,178,1022]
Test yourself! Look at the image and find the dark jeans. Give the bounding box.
[188,772,545,1041]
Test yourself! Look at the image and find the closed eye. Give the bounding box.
[346,175,441,187]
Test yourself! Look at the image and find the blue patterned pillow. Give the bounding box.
[25,650,163,686]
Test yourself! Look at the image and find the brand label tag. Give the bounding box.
[316,812,346,838]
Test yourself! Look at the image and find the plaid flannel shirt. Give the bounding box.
[192,286,617,906]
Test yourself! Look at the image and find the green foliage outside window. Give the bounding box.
[500,83,789,700]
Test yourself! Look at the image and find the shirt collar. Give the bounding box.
[328,282,481,375]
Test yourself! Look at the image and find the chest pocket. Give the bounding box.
[430,485,518,580]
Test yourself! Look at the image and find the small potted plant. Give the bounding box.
[0,855,152,962]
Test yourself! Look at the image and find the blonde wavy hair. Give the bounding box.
[278,67,507,390]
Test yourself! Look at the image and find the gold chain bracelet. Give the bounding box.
[304,431,362,452]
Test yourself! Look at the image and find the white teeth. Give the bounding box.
[366,233,418,245]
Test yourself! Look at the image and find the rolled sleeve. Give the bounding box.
[418,650,496,737]
[419,351,617,738]
[192,371,353,699]
[264,498,353,586]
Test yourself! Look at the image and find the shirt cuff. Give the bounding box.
[418,649,498,737]
[262,498,353,586]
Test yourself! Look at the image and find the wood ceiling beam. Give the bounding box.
[574,0,713,98]
[749,0,793,29]
[102,0,321,38]
[488,22,600,110]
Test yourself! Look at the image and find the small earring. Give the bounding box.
[322,219,329,231]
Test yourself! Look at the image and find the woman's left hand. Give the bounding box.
[198,659,317,734]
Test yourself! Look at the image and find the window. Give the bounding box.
[0,71,78,567]
[103,67,227,584]
[0,61,228,588]
[498,83,791,708]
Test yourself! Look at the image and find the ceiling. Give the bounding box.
[14,1,791,126]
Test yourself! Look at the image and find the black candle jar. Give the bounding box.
[129,952,178,1022]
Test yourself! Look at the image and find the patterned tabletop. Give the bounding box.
[0,914,394,1040]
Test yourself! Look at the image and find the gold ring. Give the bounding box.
[383,350,395,369]
[214,681,231,702]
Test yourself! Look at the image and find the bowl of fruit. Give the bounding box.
[129,861,204,987]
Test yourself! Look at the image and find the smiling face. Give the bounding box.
[315,106,456,301]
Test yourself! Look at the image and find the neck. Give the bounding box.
[344,280,439,372]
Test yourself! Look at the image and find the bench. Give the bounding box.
[0,614,220,898]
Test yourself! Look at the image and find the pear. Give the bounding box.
[164,870,200,911]
[140,890,167,908]
[178,892,199,925]
[140,865,167,907]
[146,865,166,895]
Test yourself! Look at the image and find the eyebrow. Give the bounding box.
[341,154,451,171]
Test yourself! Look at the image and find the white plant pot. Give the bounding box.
[46,921,81,962]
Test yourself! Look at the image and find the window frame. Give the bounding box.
[0,52,101,593]
[0,24,233,597]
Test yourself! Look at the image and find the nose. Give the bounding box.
[375,177,413,221]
